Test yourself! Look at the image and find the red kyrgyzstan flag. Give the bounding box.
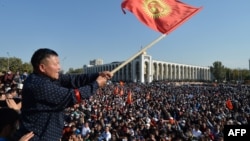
[114,86,119,95]
[120,88,124,96]
[126,90,133,104]
[121,0,202,34]
[226,99,233,110]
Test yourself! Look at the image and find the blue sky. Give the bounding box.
[0,0,250,72]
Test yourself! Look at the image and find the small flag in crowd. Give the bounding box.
[119,81,125,86]
[146,92,151,100]
[121,0,202,34]
[120,88,124,96]
[226,98,233,110]
[126,90,133,104]
[114,86,119,95]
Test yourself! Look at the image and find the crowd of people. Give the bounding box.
[0,70,34,141]
[0,48,250,141]
[1,69,250,141]
[0,70,25,112]
[60,81,250,141]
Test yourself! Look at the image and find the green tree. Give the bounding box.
[225,68,231,81]
[232,68,250,82]
[66,68,83,74]
[21,63,33,73]
[241,69,250,80]
[9,57,22,72]
[210,61,226,82]
[217,67,250,84]
[0,57,8,71]
[0,57,32,73]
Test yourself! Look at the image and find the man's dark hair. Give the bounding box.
[31,48,58,72]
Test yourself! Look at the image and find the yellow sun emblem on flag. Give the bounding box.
[143,0,171,19]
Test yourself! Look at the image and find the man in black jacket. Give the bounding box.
[15,48,113,141]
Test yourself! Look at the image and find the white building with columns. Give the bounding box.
[83,52,211,83]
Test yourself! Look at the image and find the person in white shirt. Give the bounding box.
[98,126,111,141]
[81,122,91,137]
[192,124,202,139]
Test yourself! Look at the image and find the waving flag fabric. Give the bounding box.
[127,90,132,104]
[120,88,124,96]
[114,86,119,95]
[121,0,202,34]
[226,99,233,110]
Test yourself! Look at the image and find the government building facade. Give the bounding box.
[83,52,211,83]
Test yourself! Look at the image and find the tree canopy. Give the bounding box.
[0,57,83,74]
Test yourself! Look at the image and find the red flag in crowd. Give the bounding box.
[120,81,125,86]
[121,0,202,34]
[120,88,124,96]
[146,92,151,100]
[114,86,119,95]
[226,99,233,110]
[126,90,133,104]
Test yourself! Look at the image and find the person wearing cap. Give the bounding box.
[3,70,14,88]
[14,48,113,141]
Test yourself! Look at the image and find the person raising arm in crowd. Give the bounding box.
[14,48,113,141]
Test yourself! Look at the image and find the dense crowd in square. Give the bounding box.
[1,70,249,141]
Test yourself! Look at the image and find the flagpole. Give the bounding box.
[111,34,166,74]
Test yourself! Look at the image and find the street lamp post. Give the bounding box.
[7,52,10,71]
[62,57,67,73]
